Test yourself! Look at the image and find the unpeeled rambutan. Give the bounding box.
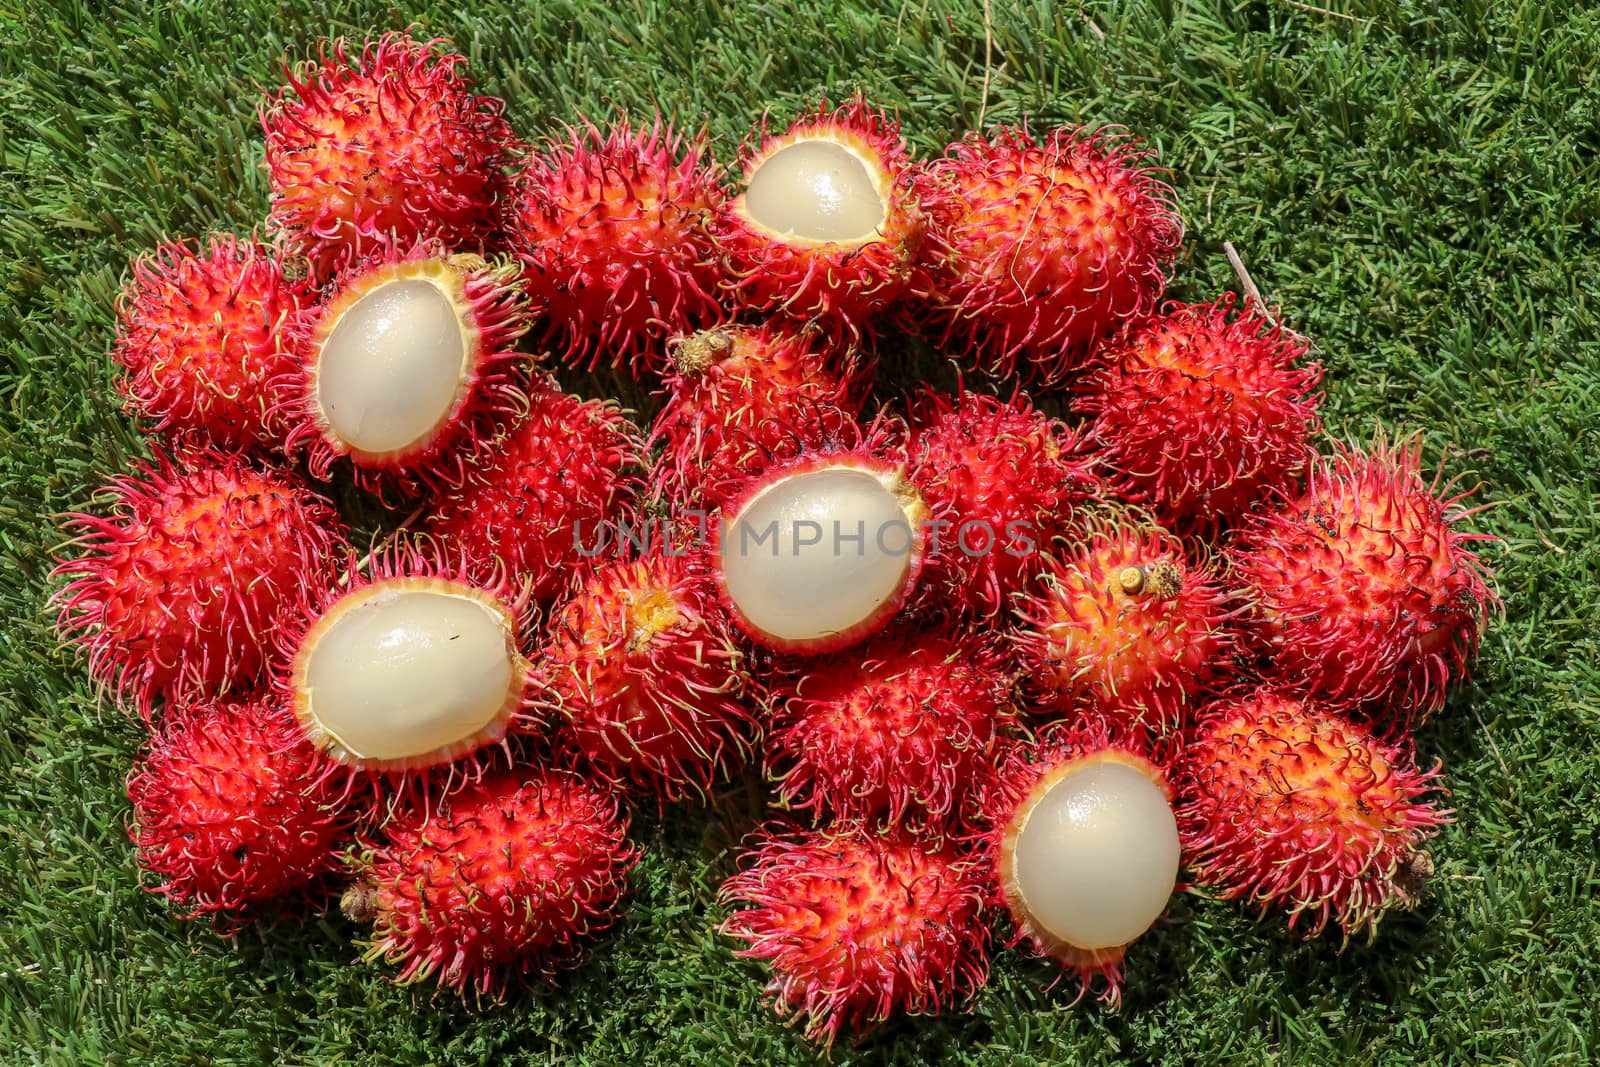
[1178,690,1451,940]
[913,127,1183,383]
[1075,294,1323,530]
[53,450,347,717]
[350,768,637,997]
[1230,435,1497,727]
[113,235,312,451]
[504,118,725,375]
[262,32,517,275]
[719,827,989,1046]
[128,695,350,926]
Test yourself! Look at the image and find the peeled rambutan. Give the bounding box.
[913,127,1183,383]
[504,118,725,376]
[1178,690,1451,940]
[978,723,1180,1003]
[1230,434,1498,726]
[649,323,866,506]
[713,97,923,337]
[349,767,638,997]
[112,235,312,451]
[53,450,347,718]
[765,627,1012,834]
[1075,294,1324,531]
[280,242,533,498]
[1013,515,1231,733]
[127,695,350,927]
[538,552,753,802]
[428,376,646,600]
[718,827,989,1046]
[908,389,1100,616]
[262,32,517,275]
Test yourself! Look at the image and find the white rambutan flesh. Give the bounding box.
[743,140,887,243]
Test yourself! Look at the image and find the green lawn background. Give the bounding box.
[2,1,1597,1064]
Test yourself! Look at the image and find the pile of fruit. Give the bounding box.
[52,31,1497,1046]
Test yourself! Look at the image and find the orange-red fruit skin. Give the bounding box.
[127,696,350,928]
[914,127,1183,384]
[262,33,516,276]
[363,768,637,998]
[113,236,312,451]
[1230,436,1497,727]
[540,554,753,802]
[505,119,725,375]
[1177,691,1451,940]
[719,828,990,1046]
[1076,295,1323,531]
[53,452,347,718]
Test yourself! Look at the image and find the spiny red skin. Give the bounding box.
[127,696,350,929]
[505,118,725,375]
[719,827,990,1047]
[1075,295,1324,532]
[1177,691,1451,940]
[1013,519,1232,734]
[912,127,1183,384]
[113,236,312,451]
[428,377,646,601]
[53,451,347,719]
[363,768,638,998]
[714,97,923,339]
[539,553,754,803]
[766,629,1013,834]
[908,389,1100,616]
[1230,436,1498,728]
[649,324,867,507]
[262,33,517,277]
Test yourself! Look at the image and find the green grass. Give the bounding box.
[2,0,1598,1063]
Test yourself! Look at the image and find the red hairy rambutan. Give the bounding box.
[128,695,350,927]
[538,552,753,802]
[53,451,347,718]
[713,97,923,337]
[113,235,312,451]
[504,118,725,376]
[1230,435,1497,727]
[1178,690,1451,940]
[913,127,1183,384]
[718,827,990,1046]
[262,32,517,275]
[908,389,1100,616]
[350,768,638,997]
[766,627,1013,834]
[1075,294,1324,531]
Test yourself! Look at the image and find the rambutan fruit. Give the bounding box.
[908,389,1099,616]
[504,118,725,375]
[280,243,533,498]
[718,827,989,1046]
[650,323,866,506]
[262,32,517,275]
[113,235,312,451]
[538,552,753,802]
[1075,295,1323,531]
[278,545,535,778]
[1013,515,1231,733]
[53,451,347,717]
[427,377,646,600]
[713,97,923,337]
[349,768,638,997]
[127,695,350,927]
[765,628,1012,834]
[1230,435,1497,727]
[978,724,1179,1003]
[913,127,1183,384]
[1177,690,1451,940]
